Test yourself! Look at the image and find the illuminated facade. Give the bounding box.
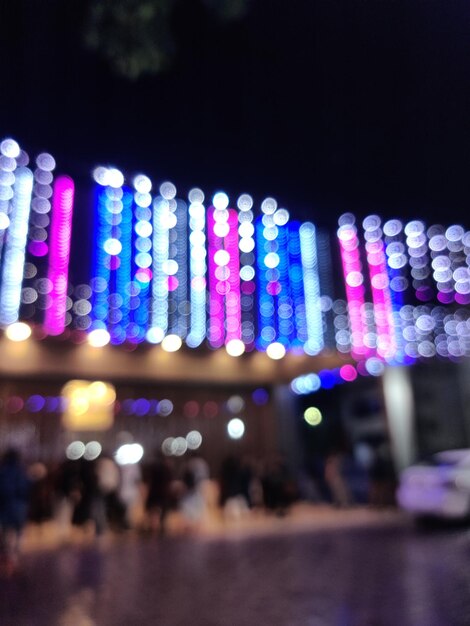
[1,136,470,373]
[3,136,470,469]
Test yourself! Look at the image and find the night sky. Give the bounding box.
[1,0,469,230]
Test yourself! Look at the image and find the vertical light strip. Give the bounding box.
[337,215,369,359]
[299,222,323,355]
[258,197,282,353]
[90,186,112,332]
[187,188,207,348]
[0,139,20,265]
[459,229,470,305]
[114,188,133,343]
[445,224,468,305]
[148,195,170,343]
[0,138,20,259]
[29,153,56,259]
[0,167,34,325]
[156,181,181,343]
[363,215,396,360]
[276,222,292,347]
[132,175,153,341]
[90,167,125,338]
[44,176,75,335]
[224,208,242,344]
[405,220,433,303]
[255,216,275,349]
[384,219,408,304]
[168,198,189,339]
[429,224,468,305]
[237,194,256,351]
[383,219,408,363]
[20,152,55,325]
[288,221,306,351]
[207,204,226,348]
[316,231,336,350]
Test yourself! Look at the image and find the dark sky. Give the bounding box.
[1,0,470,229]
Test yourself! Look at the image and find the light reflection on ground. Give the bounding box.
[1,507,469,626]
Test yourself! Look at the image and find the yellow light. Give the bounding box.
[226,339,245,357]
[62,380,115,431]
[161,334,182,352]
[87,328,110,347]
[5,322,32,342]
[88,380,116,404]
[304,407,322,426]
[88,380,107,399]
[266,342,286,360]
[70,392,90,416]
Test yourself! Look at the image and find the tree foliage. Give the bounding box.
[84,0,250,80]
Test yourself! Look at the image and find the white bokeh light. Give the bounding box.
[66,441,85,461]
[226,339,245,357]
[266,342,286,360]
[133,174,152,194]
[87,328,110,347]
[84,441,102,461]
[107,168,124,188]
[103,238,122,255]
[213,192,229,210]
[261,197,277,215]
[237,194,253,211]
[115,443,144,465]
[146,327,165,344]
[160,181,177,200]
[0,138,20,159]
[5,322,32,342]
[227,418,245,439]
[92,165,109,186]
[186,430,202,450]
[214,250,230,266]
[161,334,182,352]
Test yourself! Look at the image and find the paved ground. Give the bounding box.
[1,507,470,626]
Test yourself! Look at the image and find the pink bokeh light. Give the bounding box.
[339,364,358,382]
[44,176,74,336]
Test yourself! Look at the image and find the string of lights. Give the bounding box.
[0,167,34,325]
[187,188,207,348]
[2,136,470,365]
[44,176,75,336]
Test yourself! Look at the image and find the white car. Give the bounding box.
[397,449,470,520]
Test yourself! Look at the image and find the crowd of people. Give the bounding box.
[0,445,395,573]
[0,448,299,566]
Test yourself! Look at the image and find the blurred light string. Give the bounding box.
[0,167,34,325]
[44,176,75,335]
[299,222,323,355]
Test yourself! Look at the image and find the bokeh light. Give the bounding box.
[5,321,32,341]
[84,441,102,460]
[226,338,245,357]
[161,334,182,352]
[266,342,286,360]
[87,328,110,347]
[115,443,144,465]
[186,430,202,450]
[304,406,322,426]
[66,441,86,461]
[227,417,245,439]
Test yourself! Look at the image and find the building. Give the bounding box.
[1,136,470,475]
